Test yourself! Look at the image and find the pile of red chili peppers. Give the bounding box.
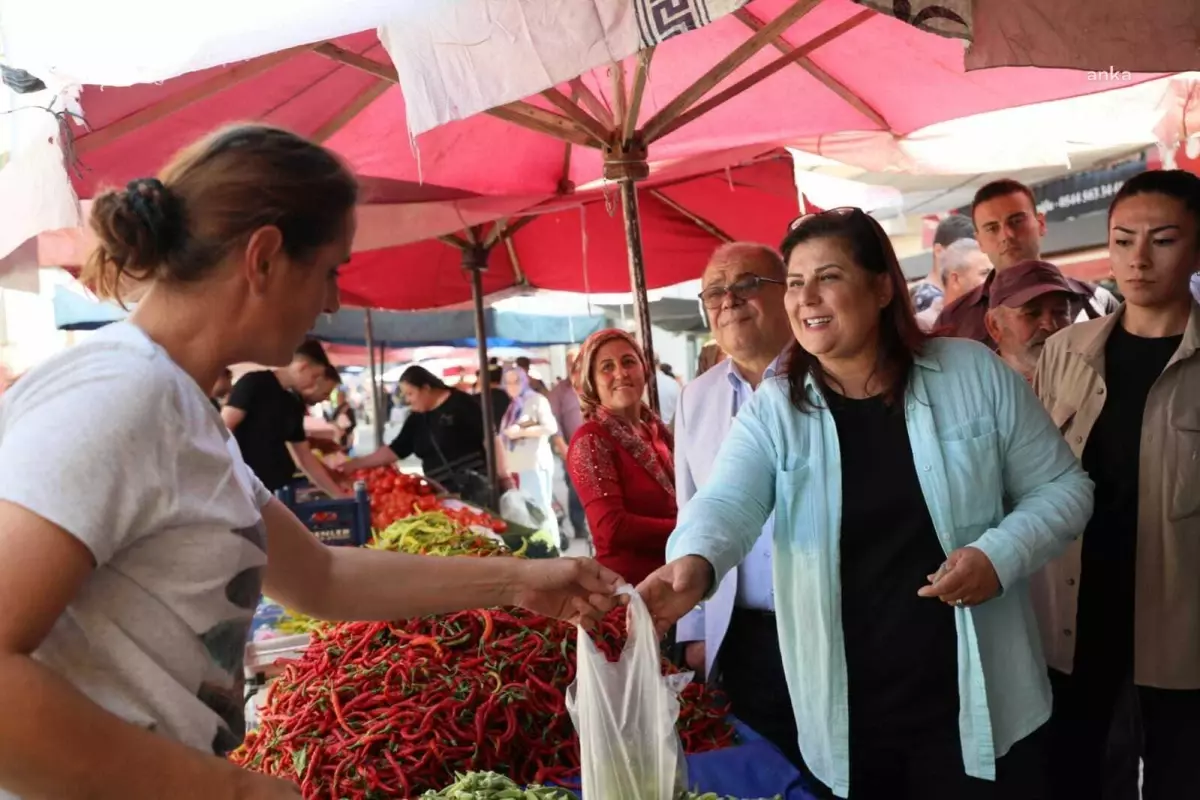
[233,607,734,798]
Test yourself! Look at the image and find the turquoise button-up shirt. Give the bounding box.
[666,338,1094,798]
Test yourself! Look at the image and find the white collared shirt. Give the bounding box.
[726,354,783,611]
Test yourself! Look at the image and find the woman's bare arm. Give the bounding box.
[0,501,287,799]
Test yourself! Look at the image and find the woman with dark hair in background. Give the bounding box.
[339,365,499,500]
[1034,169,1200,799]
[638,207,1093,799]
[0,124,621,800]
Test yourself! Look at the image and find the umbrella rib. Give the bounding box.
[485,103,600,148]
[438,234,471,250]
[76,44,312,155]
[640,0,822,143]
[569,78,615,129]
[504,235,527,285]
[648,189,734,243]
[541,88,612,146]
[312,41,598,149]
[610,60,629,136]
[313,42,399,82]
[733,8,889,131]
[624,47,655,146]
[649,10,874,143]
[559,139,575,194]
[313,79,391,143]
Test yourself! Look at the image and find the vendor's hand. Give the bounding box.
[636,556,714,638]
[917,546,1000,608]
[505,424,524,440]
[509,558,624,627]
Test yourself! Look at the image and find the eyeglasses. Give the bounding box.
[786,206,863,232]
[697,274,785,310]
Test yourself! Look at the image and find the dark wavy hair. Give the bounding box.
[399,365,448,392]
[779,208,927,412]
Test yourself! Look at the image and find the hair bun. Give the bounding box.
[83,177,184,298]
[122,178,183,256]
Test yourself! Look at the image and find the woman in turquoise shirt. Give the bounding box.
[638,208,1093,800]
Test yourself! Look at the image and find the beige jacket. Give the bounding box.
[1032,302,1200,689]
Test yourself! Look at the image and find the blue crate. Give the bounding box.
[276,480,371,547]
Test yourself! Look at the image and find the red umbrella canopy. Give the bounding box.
[43,0,1168,310]
[66,1,1165,201]
[337,153,801,310]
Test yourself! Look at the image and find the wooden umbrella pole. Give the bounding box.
[463,244,499,507]
[606,52,659,414]
[605,136,659,413]
[364,308,382,448]
[617,174,660,414]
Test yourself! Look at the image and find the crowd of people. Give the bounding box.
[560,172,1200,800]
[0,120,1198,800]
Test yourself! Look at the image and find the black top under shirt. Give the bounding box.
[1075,325,1183,678]
[227,371,307,492]
[388,390,488,488]
[828,392,959,745]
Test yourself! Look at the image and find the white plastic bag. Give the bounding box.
[499,488,546,530]
[567,586,693,799]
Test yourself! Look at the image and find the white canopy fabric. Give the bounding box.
[0,0,398,88]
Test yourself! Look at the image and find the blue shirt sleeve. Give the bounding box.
[969,349,1094,591]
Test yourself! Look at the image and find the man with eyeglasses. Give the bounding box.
[675,242,802,766]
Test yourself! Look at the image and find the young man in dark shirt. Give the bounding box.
[222,339,347,497]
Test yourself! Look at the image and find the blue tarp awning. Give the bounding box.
[310,308,607,348]
[52,288,607,348]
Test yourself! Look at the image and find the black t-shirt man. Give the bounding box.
[227,371,308,491]
[388,389,487,488]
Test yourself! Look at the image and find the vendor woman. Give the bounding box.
[0,124,622,800]
[338,365,497,500]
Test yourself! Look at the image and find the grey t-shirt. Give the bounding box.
[0,322,271,767]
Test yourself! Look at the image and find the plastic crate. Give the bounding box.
[276,480,371,547]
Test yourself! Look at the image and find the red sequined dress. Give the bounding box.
[567,407,677,586]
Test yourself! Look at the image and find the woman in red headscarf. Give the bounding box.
[567,329,677,586]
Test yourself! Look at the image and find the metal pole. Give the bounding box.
[364,308,382,449]
[617,177,660,413]
[464,245,499,508]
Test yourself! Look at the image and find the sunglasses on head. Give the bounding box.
[786,206,865,233]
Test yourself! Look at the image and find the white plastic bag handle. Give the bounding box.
[567,585,689,800]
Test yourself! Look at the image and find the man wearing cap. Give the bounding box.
[984,260,1081,382]
[935,179,1119,345]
